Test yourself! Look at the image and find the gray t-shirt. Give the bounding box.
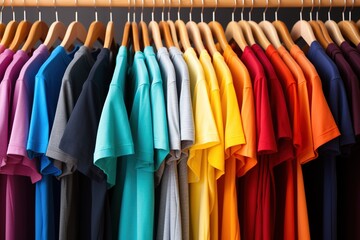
[156,47,182,240]
[46,46,99,240]
[169,46,194,240]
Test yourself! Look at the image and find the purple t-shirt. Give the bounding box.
[7,44,49,183]
[327,43,360,136]
[0,44,6,55]
[0,50,30,171]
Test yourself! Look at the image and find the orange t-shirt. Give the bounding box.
[277,45,315,164]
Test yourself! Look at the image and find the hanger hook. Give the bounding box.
[75,0,79,21]
[36,0,41,21]
[94,0,98,21]
[141,0,144,21]
[201,0,204,22]
[152,0,155,21]
[10,0,15,21]
[263,0,268,21]
[189,0,193,21]
[249,0,253,21]
[316,0,321,21]
[168,0,171,20]
[241,0,244,20]
[177,0,180,20]
[162,0,165,21]
[53,0,58,21]
[328,0,332,20]
[299,0,303,21]
[342,0,346,21]
[23,0,26,21]
[133,0,136,22]
[213,0,218,21]
[349,0,354,20]
[109,0,112,21]
[309,0,314,21]
[0,0,5,23]
[275,0,280,21]
[232,0,236,21]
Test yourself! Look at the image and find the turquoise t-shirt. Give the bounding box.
[143,46,169,171]
[93,46,134,187]
[112,50,155,240]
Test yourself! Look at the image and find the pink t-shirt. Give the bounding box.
[0,49,15,83]
[7,44,49,183]
[0,50,36,180]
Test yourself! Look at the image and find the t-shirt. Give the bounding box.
[144,46,169,171]
[237,45,277,154]
[157,47,181,162]
[222,45,257,176]
[340,41,360,78]
[276,45,316,163]
[183,47,219,240]
[58,48,114,240]
[234,44,278,240]
[0,50,30,175]
[169,46,194,240]
[213,50,245,240]
[7,44,49,183]
[93,46,134,188]
[27,45,79,240]
[305,41,355,240]
[0,44,6,54]
[46,46,100,240]
[0,49,15,83]
[143,46,175,240]
[115,50,154,240]
[331,42,360,135]
[253,44,293,166]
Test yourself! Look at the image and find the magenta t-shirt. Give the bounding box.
[7,44,49,183]
[0,44,6,55]
[0,49,15,83]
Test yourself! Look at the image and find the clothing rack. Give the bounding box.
[1,0,359,8]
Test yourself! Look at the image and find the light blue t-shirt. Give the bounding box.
[113,50,155,240]
[144,46,169,171]
[26,45,78,240]
[93,46,134,187]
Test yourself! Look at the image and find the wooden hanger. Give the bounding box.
[21,20,48,52]
[209,21,231,52]
[186,21,205,56]
[103,21,114,49]
[0,20,18,48]
[60,9,87,50]
[224,21,247,52]
[272,20,294,50]
[132,21,140,52]
[318,20,334,44]
[291,20,317,46]
[338,0,360,46]
[309,20,329,48]
[325,1,346,46]
[338,21,360,46]
[198,21,218,56]
[159,21,174,48]
[258,1,281,49]
[175,19,191,51]
[84,21,105,48]
[148,20,163,51]
[43,21,66,50]
[168,20,179,48]
[248,21,271,49]
[121,21,131,47]
[9,19,32,52]
[139,20,150,48]
[238,21,256,46]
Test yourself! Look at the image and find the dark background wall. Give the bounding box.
[2,5,359,43]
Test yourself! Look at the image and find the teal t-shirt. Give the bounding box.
[113,50,155,240]
[93,46,134,187]
[144,46,169,171]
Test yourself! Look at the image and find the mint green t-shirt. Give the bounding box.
[113,50,155,240]
[144,46,169,171]
[93,46,134,187]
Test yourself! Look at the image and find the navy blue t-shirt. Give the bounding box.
[304,41,355,240]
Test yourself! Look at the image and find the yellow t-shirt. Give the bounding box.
[213,51,246,240]
[183,47,220,240]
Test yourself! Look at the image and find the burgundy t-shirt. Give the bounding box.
[252,44,293,165]
[327,43,360,136]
